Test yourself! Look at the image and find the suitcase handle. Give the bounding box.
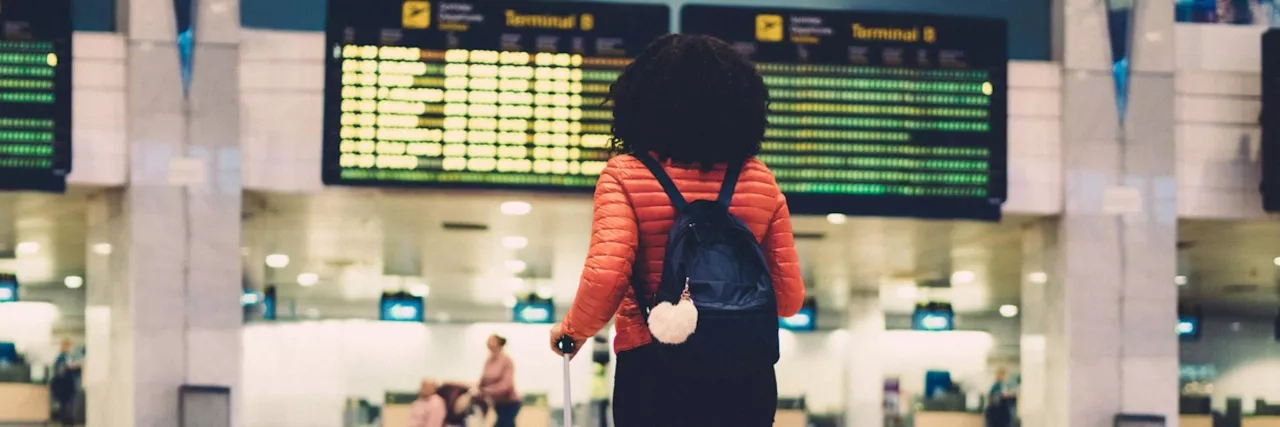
[556,336,577,355]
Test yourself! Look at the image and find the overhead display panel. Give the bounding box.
[323,0,670,189]
[684,5,1007,220]
[0,0,72,192]
[1262,29,1279,212]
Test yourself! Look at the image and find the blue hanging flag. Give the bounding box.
[1105,0,1136,126]
[174,0,196,97]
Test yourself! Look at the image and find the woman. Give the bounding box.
[548,34,806,427]
[408,379,446,427]
[478,335,520,427]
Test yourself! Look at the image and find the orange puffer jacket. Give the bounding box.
[560,154,807,353]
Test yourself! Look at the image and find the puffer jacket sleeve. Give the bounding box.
[764,192,806,317]
[560,166,638,340]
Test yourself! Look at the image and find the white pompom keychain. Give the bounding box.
[649,279,699,344]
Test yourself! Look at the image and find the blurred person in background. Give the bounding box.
[408,379,446,427]
[548,34,806,427]
[477,334,519,427]
[985,367,1016,427]
[50,338,81,427]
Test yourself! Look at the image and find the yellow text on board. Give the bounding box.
[851,23,937,44]
[402,1,431,29]
[505,10,594,31]
[755,14,784,42]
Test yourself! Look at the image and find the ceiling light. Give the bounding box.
[951,270,975,285]
[63,276,84,289]
[897,286,918,299]
[825,213,847,225]
[502,295,518,308]
[296,273,318,287]
[14,242,38,257]
[408,283,431,298]
[501,236,529,250]
[1174,275,1188,286]
[1274,256,1280,267]
[500,201,532,216]
[999,304,1019,318]
[91,243,113,255]
[505,259,527,273]
[1028,271,1048,284]
[264,254,290,269]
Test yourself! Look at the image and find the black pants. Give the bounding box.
[613,345,777,427]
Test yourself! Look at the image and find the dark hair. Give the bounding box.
[492,334,507,347]
[608,34,769,169]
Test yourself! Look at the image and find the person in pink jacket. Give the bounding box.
[407,379,447,427]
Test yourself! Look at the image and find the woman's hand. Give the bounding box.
[549,324,586,359]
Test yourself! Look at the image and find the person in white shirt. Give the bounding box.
[408,379,447,427]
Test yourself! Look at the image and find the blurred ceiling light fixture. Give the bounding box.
[1028,271,1048,284]
[500,201,532,216]
[408,283,431,298]
[505,260,527,273]
[296,273,319,287]
[950,270,976,285]
[64,276,84,289]
[264,254,290,269]
[1174,275,1188,286]
[501,235,529,250]
[91,243,113,255]
[825,213,847,225]
[999,304,1019,318]
[1274,256,1280,267]
[14,242,39,257]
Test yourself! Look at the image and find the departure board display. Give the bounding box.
[684,6,1007,220]
[322,0,670,189]
[1262,29,1279,212]
[0,0,72,192]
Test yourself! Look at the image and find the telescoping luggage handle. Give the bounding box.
[556,336,577,427]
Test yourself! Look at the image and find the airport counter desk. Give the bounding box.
[1244,416,1280,427]
[0,382,48,423]
[914,411,984,427]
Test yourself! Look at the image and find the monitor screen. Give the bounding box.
[380,293,425,322]
[513,299,555,324]
[681,5,1008,220]
[0,273,17,303]
[780,299,817,331]
[1177,315,1201,341]
[0,0,73,192]
[912,303,954,331]
[322,0,670,189]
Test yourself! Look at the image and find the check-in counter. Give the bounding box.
[1244,416,1280,427]
[1180,414,1213,427]
[774,409,805,427]
[914,411,984,427]
[0,383,48,423]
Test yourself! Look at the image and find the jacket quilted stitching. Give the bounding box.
[561,154,807,353]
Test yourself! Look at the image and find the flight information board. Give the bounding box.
[322,0,670,189]
[684,6,1007,220]
[1262,29,1279,212]
[0,0,72,192]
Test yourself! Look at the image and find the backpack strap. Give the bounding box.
[718,162,743,207]
[635,154,687,211]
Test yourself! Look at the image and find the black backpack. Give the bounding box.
[631,155,780,377]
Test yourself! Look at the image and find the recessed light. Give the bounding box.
[15,242,38,257]
[63,276,84,289]
[999,304,1019,318]
[500,201,532,216]
[1274,257,1280,267]
[505,260,527,273]
[825,213,847,225]
[501,236,529,250]
[1174,275,1188,286]
[951,270,975,285]
[408,283,430,298]
[1028,272,1048,284]
[91,243,113,255]
[296,273,318,287]
[265,254,290,269]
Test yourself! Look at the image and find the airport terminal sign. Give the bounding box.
[0,0,72,192]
